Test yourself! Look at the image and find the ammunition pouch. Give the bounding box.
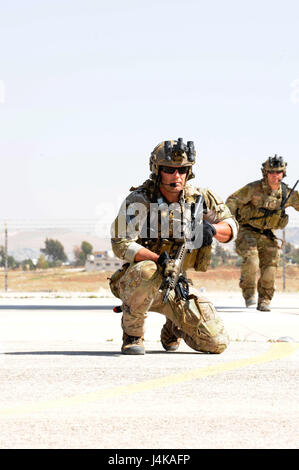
[248,210,289,230]
[144,239,212,273]
[274,213,289,229]
[108,263,130,299]
[138,186,213,273]
[183,245,212,272]
[243,182,289,230]
[143,239,182,258]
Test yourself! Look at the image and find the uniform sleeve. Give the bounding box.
[110,190,150,263]
[225,184,253,217]
[202,188,239,241]
[286,189,299,211]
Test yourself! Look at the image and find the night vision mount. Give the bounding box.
[164,138,196,163]
[267,154,285,168]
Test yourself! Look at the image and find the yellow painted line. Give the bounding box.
[0,342,298,417]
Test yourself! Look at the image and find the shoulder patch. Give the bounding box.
[201,188,224,205]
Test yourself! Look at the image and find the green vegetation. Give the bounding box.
[73,241,93,266]
[41,238,68,264]
[1,238,299,273]
[210,244,238,268]
[0,246,19,268]
[283,242,299,265]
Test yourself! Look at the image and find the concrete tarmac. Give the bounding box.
[0,290,298,450]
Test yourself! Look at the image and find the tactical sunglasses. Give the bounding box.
[268,170,283,174]
[160,166,189,174]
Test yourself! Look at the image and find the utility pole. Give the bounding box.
[4,222,8,292]
[282,228,286,291]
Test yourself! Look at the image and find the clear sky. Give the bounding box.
[1,0,299,229]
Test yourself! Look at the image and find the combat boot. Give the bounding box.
[121,333,145,355]
[160,318,182,352]
[245,297,256,307]
[257,301,271,312]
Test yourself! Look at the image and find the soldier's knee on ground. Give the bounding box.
[174,296,229,354]
[188,334,228,354]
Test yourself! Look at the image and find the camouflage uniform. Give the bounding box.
[110,139,238,354]
[226,156,299,310]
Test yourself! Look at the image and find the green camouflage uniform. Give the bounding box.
[110,179,238,353]
[226,179,299,305]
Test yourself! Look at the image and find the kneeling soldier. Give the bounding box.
[110,138,238,354]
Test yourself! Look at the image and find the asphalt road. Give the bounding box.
[0,292,298,451]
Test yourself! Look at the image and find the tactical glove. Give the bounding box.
[157,251,170,269]
[157,251,177,277]
[202,220,216,246]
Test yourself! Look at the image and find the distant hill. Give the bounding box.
[1,225,299,262]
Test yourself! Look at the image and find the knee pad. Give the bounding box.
[243,255,259,272]
[260,266,277,288]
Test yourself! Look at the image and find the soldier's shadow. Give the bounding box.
[4,349,204,356]
[5,350,122,357]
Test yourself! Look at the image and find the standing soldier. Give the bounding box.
[226,155,299,311]
[109,138,238,355]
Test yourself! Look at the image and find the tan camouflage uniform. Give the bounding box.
[110,179,238,354]
[226,174,299,308]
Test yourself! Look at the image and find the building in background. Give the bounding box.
[85,250,122,271]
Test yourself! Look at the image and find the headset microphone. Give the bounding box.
[161,182,178,187]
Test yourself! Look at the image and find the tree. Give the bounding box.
[81,241,93,258]
[21,258,35,271]
[211,243,230,267]
[73,241,93,266]
[0,246,4,266]
[41,238,67,264]
[284,242,293,256]
[7,256,19,269]
[282,241,299,265]
[0,246,19,269]
[36,254,49,269]
[292,249,299,264]
[214,244,229,264]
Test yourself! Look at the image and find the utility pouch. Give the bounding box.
[194,245,212,272]
[275,213,289,230]
[183,246,212,272]
[108,263,130,299]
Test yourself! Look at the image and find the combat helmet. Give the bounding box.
[262,154,287,178]
[149,138,196,181]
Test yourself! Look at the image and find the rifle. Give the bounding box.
[159,195,204,303]
[249,179,299,222]
[281,179,299,208]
